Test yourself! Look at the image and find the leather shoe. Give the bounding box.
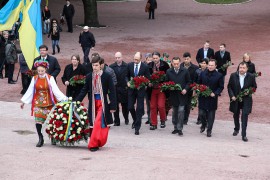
[135,130,139,135]
[114,123,120,126]
[145,120,150,124]
[196,120,202,125]
[131,123,135,129]
[150,125,157,130]
[178,130,183,136]
[160,121,166,128]
[200,126,205,133]
[90,147,99,152]
[125,119,129,125]
[233,130,239,136]
[171,130,179,134]
[8,81,16,84]
[242,137,248,142]
[207,131,212,137]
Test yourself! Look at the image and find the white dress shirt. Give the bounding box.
[239,73,246,89]
[134,61,141,75]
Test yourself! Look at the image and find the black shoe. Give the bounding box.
[196,120,202,125]
[114,123,120,126]
[90,147,99,152]
[160,121,166,128]
[207,131,212,137]
[183,122,188,125]
[233,130,239,136]
[36,135,44,147]
[5,75,8,78]
[132,123,135,129]
[145,120,150,124]
[51,138,56,145]
[52,51,55,55]
[135,130,139,135]
[178,130,183,136]
[150,125,157,130]
[8,81,16,84]
[200,126,205,133]
[0,74,3,79]
[171,130,179,134]
[242,137,248,142]
[125,119,129,125]
[57,46,60,53]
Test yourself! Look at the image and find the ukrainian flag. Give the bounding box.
[0,0,23,31]
[19,0,42,69]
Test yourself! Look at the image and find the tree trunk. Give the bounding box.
[82,0,100,27]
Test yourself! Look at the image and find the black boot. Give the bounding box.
[56,45,60,53]
[35,124,44,147]
[52,49,55,55]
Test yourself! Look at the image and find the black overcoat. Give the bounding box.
[215,51,231,76]
[227,72,257,114]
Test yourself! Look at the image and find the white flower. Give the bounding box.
[50,131,53,134]
[83,112,86,115]
[59,134,63,138]
[76,122,79,126]
[84,116,87,120]
[69,136,73,139]
[77,127,82,131]
[77,109,80,112]
[63,120,67,124]
[80,115,84,119]
[77,101,80,105]
[60,113,63,118]
[56,115,60,119]
[64,107,67,110]
[62,117,67,121]
[53,134,57,138]
[73,134,76,138]
[81,121,85,125]
[66,104,70,108]
[59,126,63,130]
[70,127,73,130]
[68,97,73,101]
[50,114,54,118]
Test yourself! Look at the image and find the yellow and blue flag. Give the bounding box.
[19,0,42,68]
[0,0,23,31]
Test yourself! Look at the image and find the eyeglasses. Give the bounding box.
[52,21,56,23]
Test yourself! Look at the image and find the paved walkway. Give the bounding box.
[1,101,270,179]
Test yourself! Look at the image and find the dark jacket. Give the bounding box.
[62,4,75,18]
[48,25,62,40]
[19,54,29,73]
[227,72,257,114]
[198,70,224,110]
[84,63,93,75]
[147,0,157,9]
[194,68,207,83]
[148,60,170,75]
[42,9,51,21]
[79,31,95,48]
[33,55,61,79]
[196,47,215,64]
[61,63,86,99]
[0,35,6,55]
[5,41,21,64]
[180,62,199,96]
[215,51,231,76]
[166,67,191,106]
[246,61,256,74]
[75,72,117,127]
[110,61,128,103]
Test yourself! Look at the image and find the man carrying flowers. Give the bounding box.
[227,62,257,142]
[76,56,117,151]
[166,57,191,136]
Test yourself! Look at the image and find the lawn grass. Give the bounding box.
[195,0,249,4]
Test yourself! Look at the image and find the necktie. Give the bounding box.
[94,74,98,88]
[134,64,138,77]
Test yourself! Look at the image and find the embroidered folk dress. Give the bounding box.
[21,74,67,124]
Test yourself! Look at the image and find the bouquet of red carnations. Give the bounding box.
[190,83,212,97]
[159,81,182,92]
[129,76,150,89]
[46,98,91,146]
[220,61,234,71]
[25,70,37,77]
[69,75,86,86]
[150,71,166,85]
[233,87,256,102]
[254,71,262,78]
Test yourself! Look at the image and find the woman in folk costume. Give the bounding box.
[20,60,67,147]
[76,56,117,152]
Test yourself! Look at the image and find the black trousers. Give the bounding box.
[0,54,8,77]
[233,103,249,137]
[114,102,129,124]
[148,9,155,19]
[82,46,91,64]
[128,89,145,131]
[7,63,15,82]
[66,17,73,32]
[21,73,31,94]
[199,109,216,133]
[184,94,192,124]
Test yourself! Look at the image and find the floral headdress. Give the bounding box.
[34,60,49,69]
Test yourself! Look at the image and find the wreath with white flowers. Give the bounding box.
[46,98,91,146]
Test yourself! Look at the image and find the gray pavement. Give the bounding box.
[0,101,270,180]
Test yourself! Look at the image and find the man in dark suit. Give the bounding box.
[147,0,157,19]
[198,59,224,137]
[126,52,150,135]
[180,52,199,125]
[196,41,215,64]
[110,52,129,126]
[227,62,257,142]
[76,56,116,151]
[33,45,61,80]
[214,43,231,79]
[61,0,75,33]
[166,57,191,136]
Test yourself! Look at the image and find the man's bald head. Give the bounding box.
[134,52,142,64]
[115,52,123,64]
